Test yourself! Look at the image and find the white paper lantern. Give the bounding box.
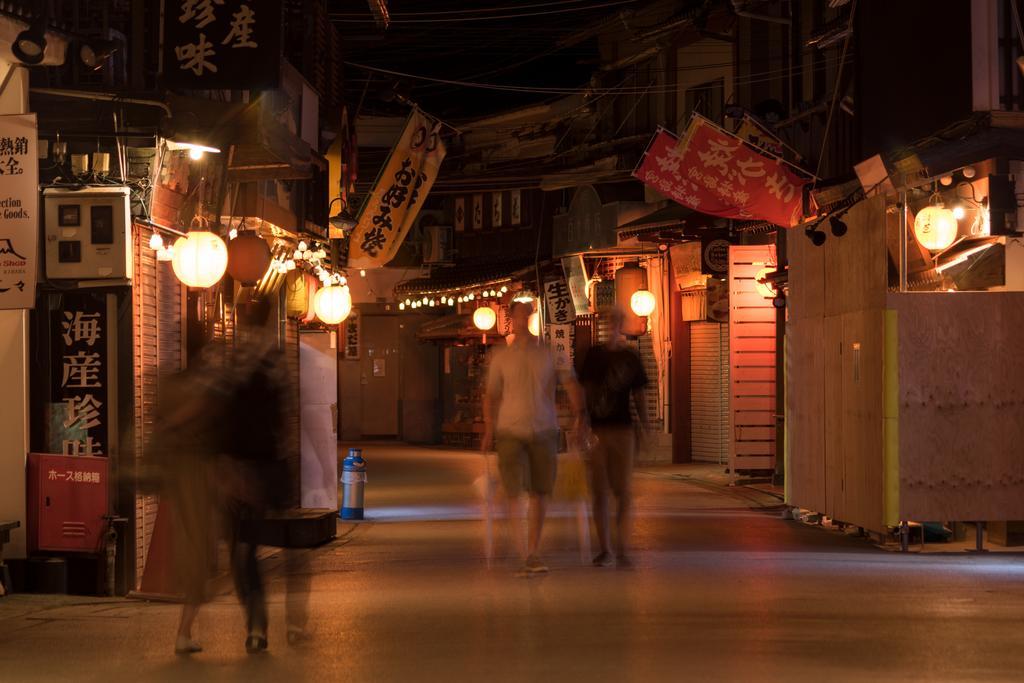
[473,306,496,331]
[528,311,540,336]
[914,205,958,252]
[314,285,352,325]
[171,231,228,288]
[754,267,777,299]
[630,288,656,317]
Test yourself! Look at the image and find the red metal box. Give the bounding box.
[27,453,109,554]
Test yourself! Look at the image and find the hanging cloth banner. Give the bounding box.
[349,109,447,269]
[633,115,810,228]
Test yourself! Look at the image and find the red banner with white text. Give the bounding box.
[634,117,810,228]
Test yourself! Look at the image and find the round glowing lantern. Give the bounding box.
[226,231,271,285]
[914,205,958,252]
[614,263,648,336]
[473,306,496,331]
[171,231,228,288]
[313,285,352,325]
[630,288,656,317]
[754,267,777,299]
[528,311,540,336]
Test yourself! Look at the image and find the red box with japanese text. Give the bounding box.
[27,453,109,554]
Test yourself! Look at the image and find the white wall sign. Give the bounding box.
[546,324,573,371]
[544,277,576,324]
[0,114,39,310]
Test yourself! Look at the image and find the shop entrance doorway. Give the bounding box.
[359,315,400,438]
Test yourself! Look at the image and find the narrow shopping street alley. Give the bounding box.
[3,445,1024,682]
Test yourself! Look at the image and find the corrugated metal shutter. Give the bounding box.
[690,322,729,463]
[132,223,184,589]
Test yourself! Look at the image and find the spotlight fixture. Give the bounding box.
[79,38,118,70]
[829,215,848,237]
[12,15,47,66]
[805,226,827,247]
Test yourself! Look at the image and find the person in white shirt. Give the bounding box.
[481,300,583,574]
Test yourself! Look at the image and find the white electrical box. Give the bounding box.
[43,186,132,281]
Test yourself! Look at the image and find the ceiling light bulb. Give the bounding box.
[399,302,406,310]
[952,205,965,220]
[360,269,367,277]
[188,147,204,160]
[228,227,238,240]
[149,232,164,250]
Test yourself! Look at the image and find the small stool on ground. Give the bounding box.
[0,520,21,597]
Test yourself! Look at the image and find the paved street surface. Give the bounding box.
[4,445,1024,682]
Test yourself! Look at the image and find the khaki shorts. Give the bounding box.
[495,430,558,496]
[588,425,635,499]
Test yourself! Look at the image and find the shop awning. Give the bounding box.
[395,257,536,297]
[417,313,478,341]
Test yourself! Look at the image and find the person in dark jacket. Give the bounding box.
[578,306,649,568]
[221,301,291,654]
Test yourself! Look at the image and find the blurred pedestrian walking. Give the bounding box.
[578,306,648,568]
[481,300,583,574]
[150,351,228,655]
[220,300,294,653]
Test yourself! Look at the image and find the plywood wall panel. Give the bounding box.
[838,309,885,532]
[894,292,1024,521]
[787,215,825,322]
[785,318,826,514]
[823,315,843,520]
[825,196,888,317]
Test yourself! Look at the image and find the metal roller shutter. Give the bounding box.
[690,322,729,464]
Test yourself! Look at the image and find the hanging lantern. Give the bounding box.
[630,288,656,317]
[226,231,272,286]
[753,267,777,299]
[528,311,540,336]
[914,204,958,252]
[614,263,648,336]
[313,285,352,325]
[473,306,496,331]
[171,231,228,288]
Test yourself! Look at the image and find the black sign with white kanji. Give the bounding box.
[50,293,108,457]
[162,0,281,89]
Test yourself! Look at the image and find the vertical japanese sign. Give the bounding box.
[491,193,503,228]
[162,0,281,89]
[545,324,573,371]
[51,294,108,457]
[544,278,575,325]
[472,194,483,230]
[454,197,465,232]
[560,255,591,316]
[344,310,360,360]
[510,189,522,225]
[633,116,810,228]
[349,109,447,269]
[0,114,38,310]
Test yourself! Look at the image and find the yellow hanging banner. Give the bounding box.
[348,109,446,270]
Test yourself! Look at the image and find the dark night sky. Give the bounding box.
[333,0,640,120]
